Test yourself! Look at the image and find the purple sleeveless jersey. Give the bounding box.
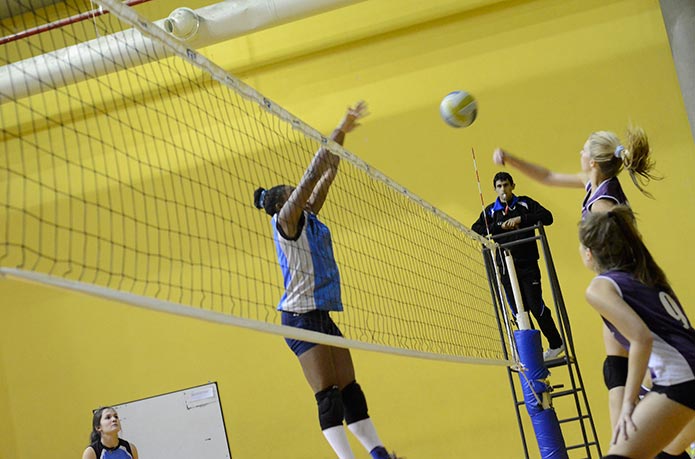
[598,270,695,386]
[581,177,628,219]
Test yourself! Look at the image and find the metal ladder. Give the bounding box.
[484,224,602,459]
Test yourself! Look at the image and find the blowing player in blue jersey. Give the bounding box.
[578,206,695,459]
[253,101,398,459]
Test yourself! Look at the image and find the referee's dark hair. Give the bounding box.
[493,171,514,187]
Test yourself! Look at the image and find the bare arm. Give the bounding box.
[603,324,629,429]
[276,142,334,237]
[493,148,586,188]
[131,443,139,459]
[588,198,616,213]
[277,102,368,236]
[304,129,344,216]
[307,101,368,214]
[82,447,96,459]
[585,278,653,443]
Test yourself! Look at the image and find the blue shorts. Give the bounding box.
[281,310,343,357]
[651,380,695,411]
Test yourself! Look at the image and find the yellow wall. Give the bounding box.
[2,0,694,458]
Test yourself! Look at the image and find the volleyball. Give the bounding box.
[439,90,478,128]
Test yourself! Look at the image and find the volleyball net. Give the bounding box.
[0,0,511,365]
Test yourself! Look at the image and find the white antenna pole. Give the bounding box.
[504,250,531,330]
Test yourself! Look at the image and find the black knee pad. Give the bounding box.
[656,451,691,459]
[601,455,633,459]
[315,386,344,430]
[341,380,369,424]
[603,355,629,390]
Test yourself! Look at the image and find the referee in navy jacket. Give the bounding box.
[472,171,564,360]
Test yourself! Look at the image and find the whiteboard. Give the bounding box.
[108,382,231,459]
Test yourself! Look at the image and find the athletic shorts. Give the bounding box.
[651,380,695,411]
[281,310,343,357]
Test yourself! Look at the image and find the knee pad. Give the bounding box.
[315,386,344,430]
[656,452,690,459]
[341,380,369,424]
[603,355,629,390]
[601,455,633,459]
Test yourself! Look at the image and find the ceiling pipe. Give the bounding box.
[164,0,362,46]
[0,0,365,104]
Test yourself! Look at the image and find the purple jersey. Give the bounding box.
[581,177,628,219]
[598,270,695,386]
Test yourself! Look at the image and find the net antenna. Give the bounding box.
[471,147,490,237]
[1,0,514,366]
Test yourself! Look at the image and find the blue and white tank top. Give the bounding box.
[272,212,342,313]
[581,176,628,219]
[89,439,133,459]
[598,270,695,386]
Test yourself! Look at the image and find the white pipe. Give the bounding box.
[0,0,364,104]
[504,250,531,331]
[0,27,166,104]
[168,0,362,45]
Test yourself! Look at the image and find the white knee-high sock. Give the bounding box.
[347,418,383,452]
[322,425,355,459]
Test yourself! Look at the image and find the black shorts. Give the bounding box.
[281,310,343,357]
[651,380,695,411]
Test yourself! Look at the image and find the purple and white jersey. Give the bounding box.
[598,270,695,386]
[272,211,342,313]
[581,177,628,219]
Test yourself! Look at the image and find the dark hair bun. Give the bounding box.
[253,187,266,209]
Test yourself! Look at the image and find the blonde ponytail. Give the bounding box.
[587,125,660,198]
[622,125,660,197]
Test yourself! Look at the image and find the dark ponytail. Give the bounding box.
[253,185,290,216]
[253,187,266,210]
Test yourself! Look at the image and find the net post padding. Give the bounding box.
[515,329,568,458]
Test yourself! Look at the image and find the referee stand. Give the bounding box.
[483,224,602,459]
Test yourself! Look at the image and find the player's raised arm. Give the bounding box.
[493,147,586,188]
[273,101,368,237]
[307,101,368,215]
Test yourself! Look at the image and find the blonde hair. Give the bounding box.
[587,125,660,197]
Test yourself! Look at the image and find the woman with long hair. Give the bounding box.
[82,406,138,459]
[578,206,695,459]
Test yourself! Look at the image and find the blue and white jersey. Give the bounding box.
[272,211,342,313]
[581,177,628,219]
[598,270,695,386]
[89,439,133,459]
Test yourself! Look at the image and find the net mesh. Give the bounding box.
[1,0,508,363]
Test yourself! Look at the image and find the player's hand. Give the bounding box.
[493,148,507,165]
[611,401,637,444]
[338,101,369,133]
